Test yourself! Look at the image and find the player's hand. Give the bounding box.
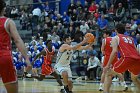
[104,65,110,73]
[83,37,90,43]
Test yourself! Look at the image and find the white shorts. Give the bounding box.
[55,66,72,79]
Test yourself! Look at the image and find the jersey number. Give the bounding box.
[122,37,132,44]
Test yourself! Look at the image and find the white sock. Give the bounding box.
[60,86,64,89]
[100,83,103,86]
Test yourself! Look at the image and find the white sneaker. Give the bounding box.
[75,77,82,81]
[131,83,135,87]
[99,85,103,91]
[26,74,31,77]
[112,78,119,82]
[85,76,88,81]
[120,82,128,91]
[34,78,38,81]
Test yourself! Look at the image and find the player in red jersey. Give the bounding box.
[104,24,140,93]
[0,0,31,93]
[99,31,128,91]
[31,40,66,93]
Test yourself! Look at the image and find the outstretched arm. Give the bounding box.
[31,49,46,65]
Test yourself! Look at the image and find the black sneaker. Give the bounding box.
[60,89,67,93]
[123,86,128,91]
[69,91,73,93]
[64,86,69,93]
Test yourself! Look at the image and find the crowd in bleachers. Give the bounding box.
[5,0,140,80]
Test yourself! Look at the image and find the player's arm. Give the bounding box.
[106,37,118,68]
[31,49,46,65]
[8,19,31,66]
[77,43,93,50]
[60,38,88,52]
[101,39,105,55]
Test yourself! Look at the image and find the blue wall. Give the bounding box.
[60,0,71,15]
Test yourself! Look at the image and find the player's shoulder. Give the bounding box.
[60,44,70,48]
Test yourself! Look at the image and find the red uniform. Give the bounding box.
[103,37,118,67]
[113,34,140,75]
[0,17,17,84]
[41,48,55,75]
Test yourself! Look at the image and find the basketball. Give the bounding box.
[85,33,95,43]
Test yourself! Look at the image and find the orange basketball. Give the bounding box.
[85,33,95,43]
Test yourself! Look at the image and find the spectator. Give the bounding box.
[67,3,77,16]
[76,1,84,13]
[56,14,63,24]
[80,21,89,34]
[107,4,115,21]
[99,0,108,14]
[75,50,88,81]
[11,6,18,19]
[44,1,50,12]
[77,10,86,21]
[124,23,132,36]
[62,12,70,28]
[114,3,125,23]
[97,15,108,31]
[45,16,52,28]
[88,2,97,13]
[94,9,100,20]
[86,50,100,80]
[71,9,77,22]
[32,7,41,26]
[51,31,61,49]
[73,26,84,43]
[5,5,11,17]
[131,19,137,30]
[67,26,75,40]
[52,11,58,21]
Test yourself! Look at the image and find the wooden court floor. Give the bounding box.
[0,79,139,93]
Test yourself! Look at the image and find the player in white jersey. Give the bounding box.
[55,34,92,93]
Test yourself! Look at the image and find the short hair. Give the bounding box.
[45,40,51,46]
[115,23,125,34]
[63,34,70,41]
[0,0,6,14]
[103,30,112,36]
[88,50,97,56]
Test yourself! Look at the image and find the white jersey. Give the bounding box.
[55,50,73,67]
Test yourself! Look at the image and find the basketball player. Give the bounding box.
[55,34,91,93]
[104,23,140,93]
[0,0,31,93]
[99,31,128,91]
[31,40,66,93]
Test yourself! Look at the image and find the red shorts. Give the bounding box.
[103,55,118,67]
[41,64,54,75]
[0,55,17,84]
[113,57,140,75]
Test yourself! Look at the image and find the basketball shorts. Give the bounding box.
[113,57,140,75]
[41,64,54,75]
[0,55,17,84]
[102,55,118,67]
[55,66,72,80]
